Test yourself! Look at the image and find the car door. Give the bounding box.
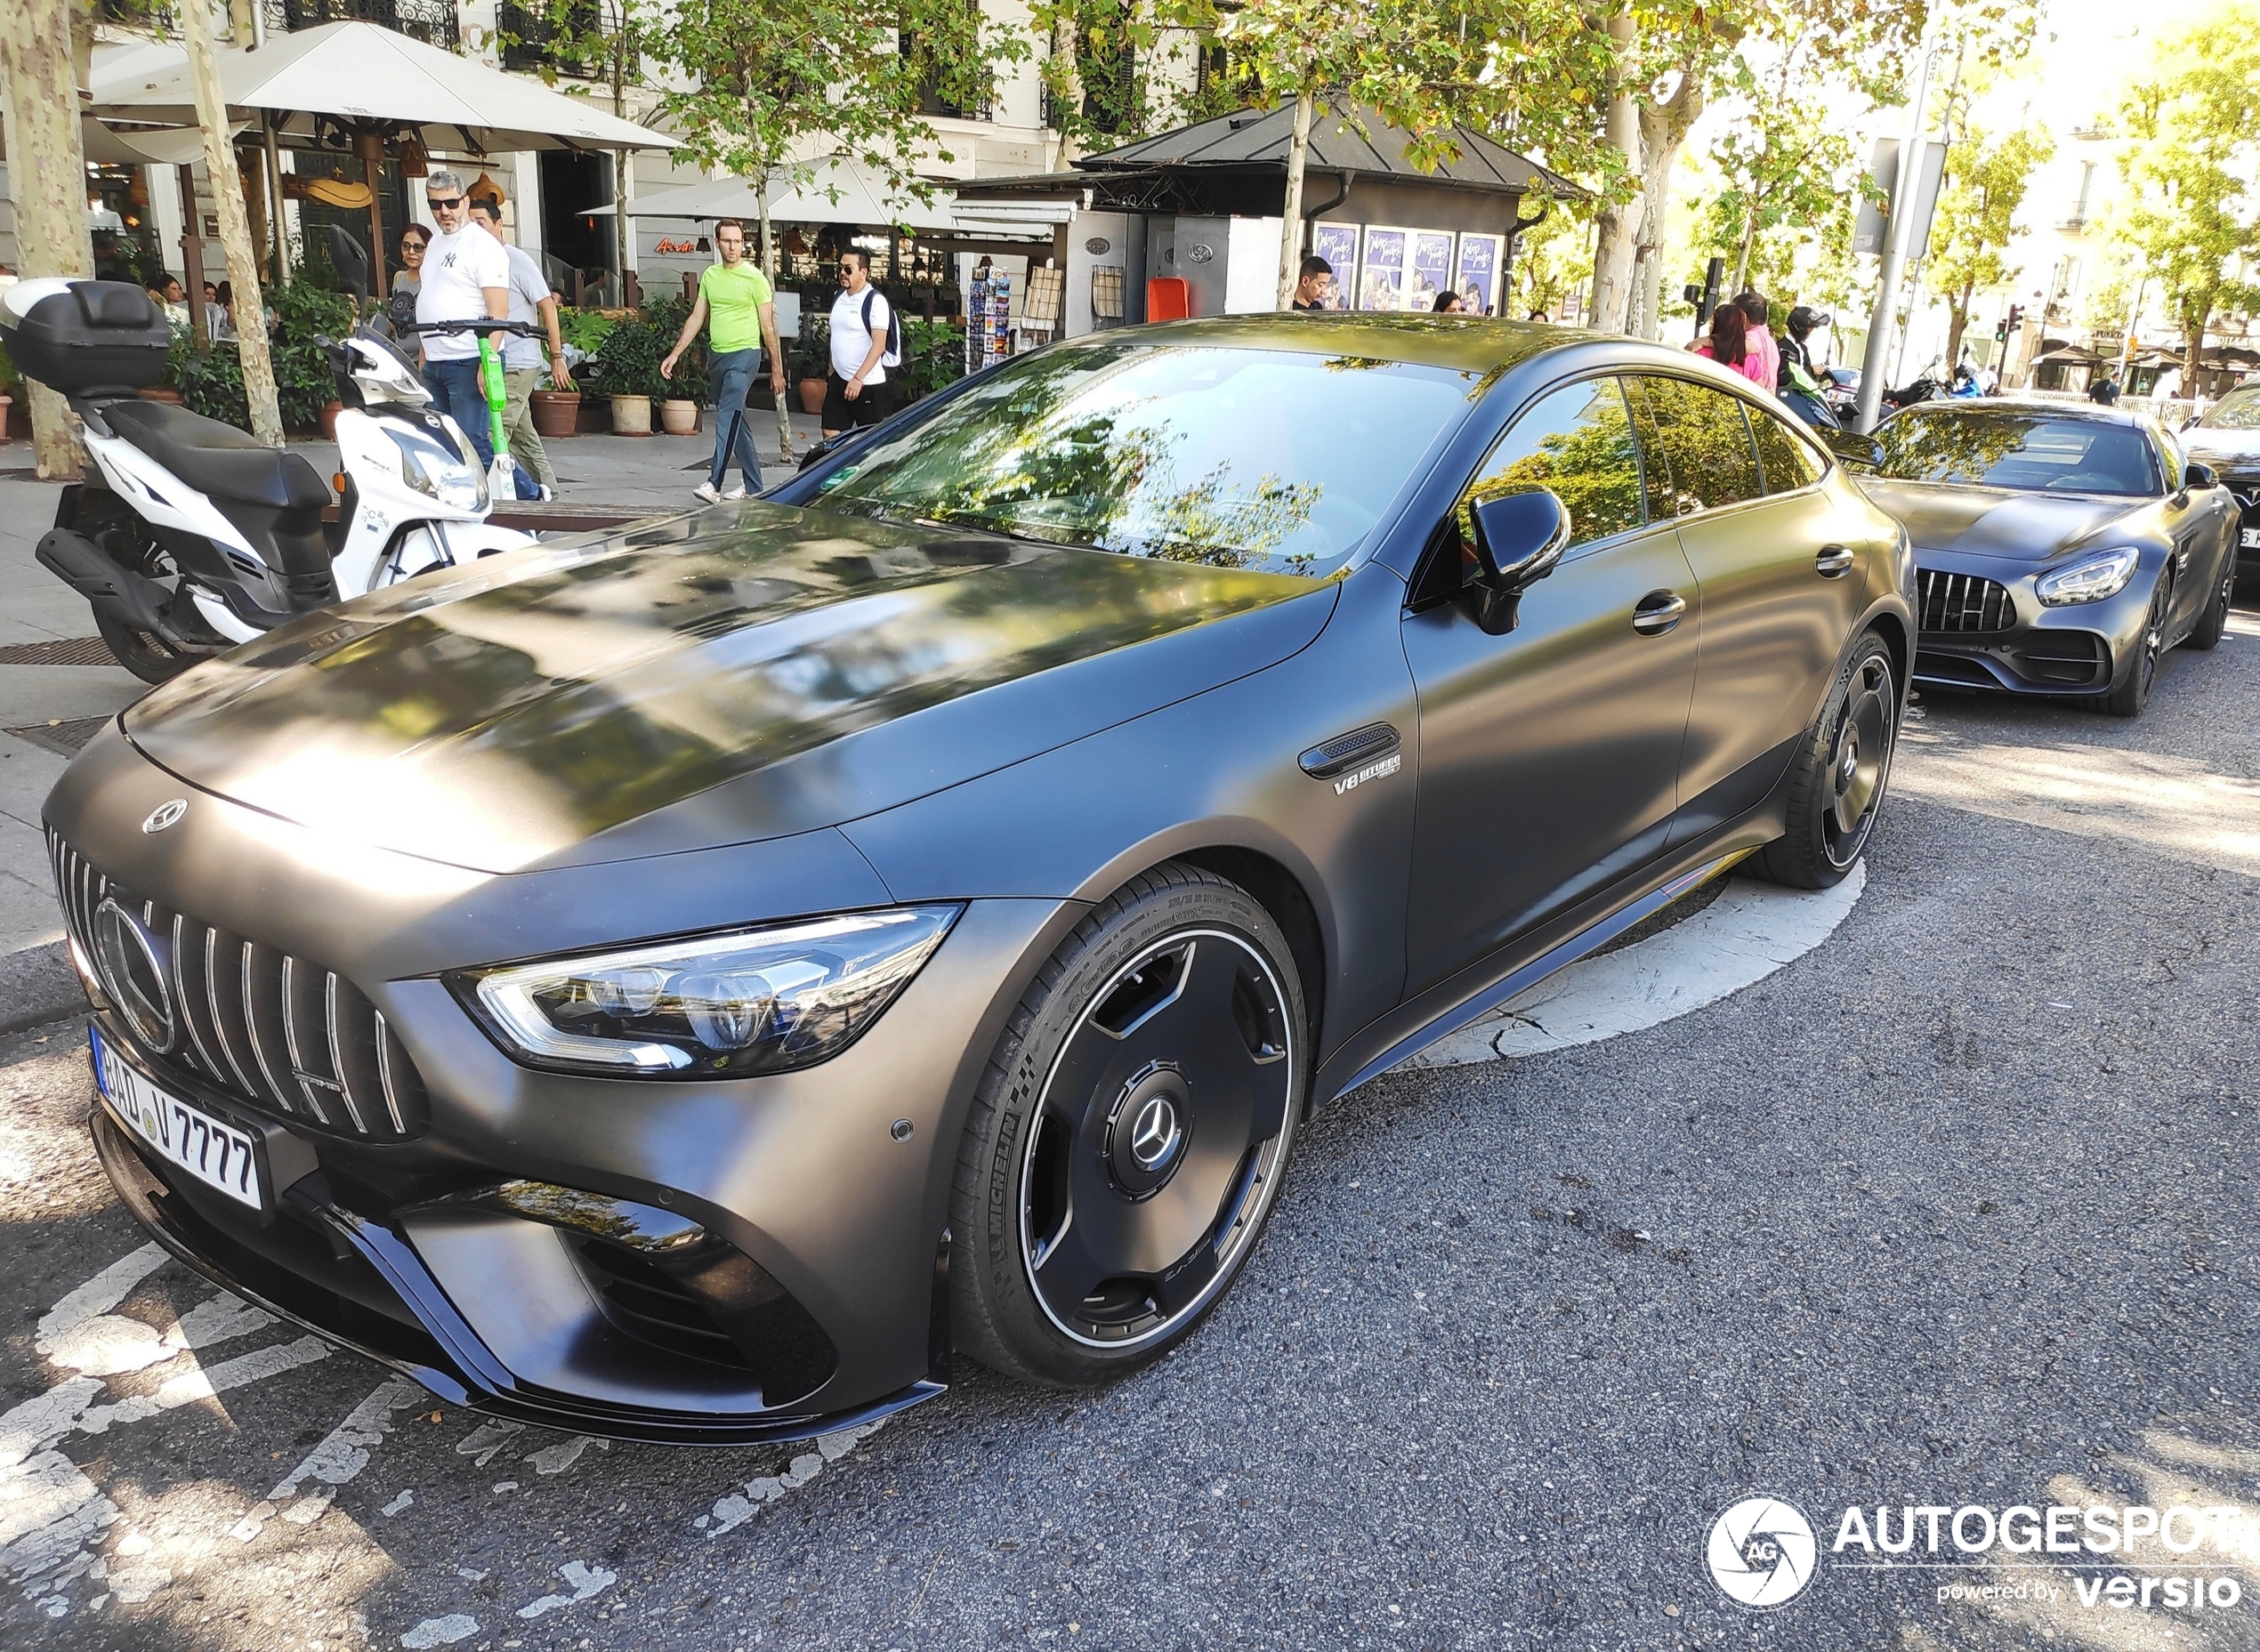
[1400,375,1699,995]
[1629,375,1875,844]
[2150,423,2236,634]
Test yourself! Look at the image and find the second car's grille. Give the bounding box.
[1917,568,2017,633]
[50,832,429,1142]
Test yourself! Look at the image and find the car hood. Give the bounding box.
[2181,428,2260,463]
[1854,479,2138,562]
[122,504,1337,874]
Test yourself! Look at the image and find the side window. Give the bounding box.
[1460,376,1646,557]
[1748,403,1828,493]
[2152,423,2184,491]
[1629,375,1763,515]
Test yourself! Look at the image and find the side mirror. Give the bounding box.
[2185,460,2217,489]
[1823,431,1885,471]
[1466,488,1570,634]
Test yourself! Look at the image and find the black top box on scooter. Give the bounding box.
[0,279,171,396]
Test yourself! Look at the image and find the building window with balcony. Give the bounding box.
[263,0,459,48]
[497,0,601,77]
[900,7,995,123]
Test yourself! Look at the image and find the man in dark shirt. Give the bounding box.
[1290,255,1334,311]
[2088,372,2121,406]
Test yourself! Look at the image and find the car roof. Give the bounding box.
[1105,312,1774,391]
[1885,396,2150,429]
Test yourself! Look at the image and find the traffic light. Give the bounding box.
[1996,303,2023,343]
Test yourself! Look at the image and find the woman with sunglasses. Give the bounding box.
[387,222,430,343]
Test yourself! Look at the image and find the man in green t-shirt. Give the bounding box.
[660,219,787,503]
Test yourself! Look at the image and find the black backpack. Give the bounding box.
[860,289,902,369]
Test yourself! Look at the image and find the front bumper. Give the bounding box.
[48,721,1077,1443]
[1910,546,2156,697]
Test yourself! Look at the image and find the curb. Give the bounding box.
[0,940,86,1036]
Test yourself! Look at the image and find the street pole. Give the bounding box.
[0,0,94,479]
[182,0,286,446]
[1854,36,1936,431]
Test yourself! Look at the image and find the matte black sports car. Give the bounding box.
[2175,384,2260,584]
[48,316,1912,1444]
[1860,399,2239,715]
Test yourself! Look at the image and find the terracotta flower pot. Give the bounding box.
[659,398,700,436]
[530,389,581,439]
[319,399,345,442]
[136,386,184,405]
[609,394,652,436]
[798,376,827,415]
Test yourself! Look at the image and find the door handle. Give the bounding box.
[1630,590,1687,635]
[1816,544,1856,576]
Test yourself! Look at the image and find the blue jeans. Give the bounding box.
[424,357,540,499]
[707,347,765,491]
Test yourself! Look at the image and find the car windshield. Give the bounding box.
[806,342,1478,576]
[1871,408,2159,496]
[2195,388,2260,430]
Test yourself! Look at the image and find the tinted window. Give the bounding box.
[811,343,1475,576]
[1871,407,2160,496]
[1631,376,1763,513]
[1748,404,1827,493]
[2153,423,2184,490]
[1462,376,1645,552]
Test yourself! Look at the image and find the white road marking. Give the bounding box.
[77,1335,331,1437]
[232,1378,426,1541]
[526,1434,607,1475]
[707,1421,885,1536]
[382,1490,416,1517]
[515,1559,616,1619]
[454,1420,523,1468]
[163,1295,277,1354]
[400,1612,480,1647]
[1405,868,1868,1068]
[34,1242,170,1376]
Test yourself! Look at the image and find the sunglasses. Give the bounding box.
[427,196,464,211]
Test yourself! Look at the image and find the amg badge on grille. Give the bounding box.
[141,798,188,834]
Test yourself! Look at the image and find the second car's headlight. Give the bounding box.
[2035,547,2140,606]
[459,907,960,1078]
[387,423,488,512]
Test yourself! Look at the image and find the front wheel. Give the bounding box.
[949,863,1305,1389]
[1753,631,1899,890]
[93,610,192,684]
[2096,581,2168,717]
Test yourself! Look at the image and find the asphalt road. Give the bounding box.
[4,607,2256,1652]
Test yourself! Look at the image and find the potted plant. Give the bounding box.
[591,312,667,436]
[793,318,831,416]
[898,318,966,403]
[0,335,18,441]
[535,308,612,438]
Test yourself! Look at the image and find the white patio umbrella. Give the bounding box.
[88,21,677,154]
[587,158,960,230]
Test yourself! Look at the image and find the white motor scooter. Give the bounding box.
[2,278,537,683]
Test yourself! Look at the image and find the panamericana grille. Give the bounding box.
[1917,568,2017,633]
[50,832,429,1142]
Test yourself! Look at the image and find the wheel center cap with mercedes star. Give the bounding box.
[42,312,1910,1443]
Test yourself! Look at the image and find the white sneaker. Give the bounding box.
[721,485,747,501]
[692,481,722,504]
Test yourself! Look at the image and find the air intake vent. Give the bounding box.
[49,830,429,1142]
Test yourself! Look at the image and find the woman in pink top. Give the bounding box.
[1690,302,1755,380]
[1734,290,1780,393]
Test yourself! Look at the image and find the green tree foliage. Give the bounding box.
[1926,120,2051,367]
[2115,8,2260,383]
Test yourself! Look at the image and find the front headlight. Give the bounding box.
[387,423,488,512]
[2035,547,2140,606]
[457,907,960,1078]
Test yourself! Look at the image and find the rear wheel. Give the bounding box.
[950,863,1304,1389]
[1752,631,1898,890]
[2187,558,2233,651]
[93,610,192,684]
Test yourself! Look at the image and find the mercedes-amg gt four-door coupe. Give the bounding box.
[1860,399,2239,716]
[49,315,1913,1444]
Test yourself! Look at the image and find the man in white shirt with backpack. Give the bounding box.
[825,249,900,439]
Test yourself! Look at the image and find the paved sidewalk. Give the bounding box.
[0,409,827,973]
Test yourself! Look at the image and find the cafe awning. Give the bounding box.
[591,157,1076,239]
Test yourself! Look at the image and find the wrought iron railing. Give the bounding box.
[263,0,458,49]
[497,0,599,77]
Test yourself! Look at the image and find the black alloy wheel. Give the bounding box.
[2099,582,2169,718]
[951,864,1304,1388]
[1754,630,1899,889]
[2187,560,2234,651]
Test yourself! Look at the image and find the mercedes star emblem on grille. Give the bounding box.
[141,798,189,834]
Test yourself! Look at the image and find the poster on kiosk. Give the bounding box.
[1408,230,1455,311]
[1309,222,1359,309]
[1455,233,1504,317]
[1358,228,1408,311]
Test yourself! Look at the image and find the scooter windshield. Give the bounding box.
[350,324,430,406]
